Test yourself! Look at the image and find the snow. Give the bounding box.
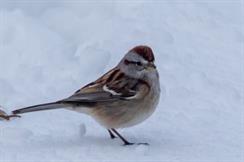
[0,0,243,161]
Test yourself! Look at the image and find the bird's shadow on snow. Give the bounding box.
[19,135,133,149]
[21,134,166,150]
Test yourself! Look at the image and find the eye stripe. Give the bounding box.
[124,59,142,66]
[124,59,130,65]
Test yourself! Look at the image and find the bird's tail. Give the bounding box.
[12,102,67,114]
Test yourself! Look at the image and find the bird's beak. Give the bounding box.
[146,62,156,71]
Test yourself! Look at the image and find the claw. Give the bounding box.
[123,142,134,146]
[123,142,149,146]
[137,142,149,145]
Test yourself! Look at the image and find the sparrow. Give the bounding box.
[12,45,160,145]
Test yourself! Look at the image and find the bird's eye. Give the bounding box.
[136,62,142,66]
[124,59,143,67]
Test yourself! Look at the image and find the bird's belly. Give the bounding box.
[119,103,157,128]
[90,94,160,129]
[66,84,160,129]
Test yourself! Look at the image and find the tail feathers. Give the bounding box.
[12,102,67,114]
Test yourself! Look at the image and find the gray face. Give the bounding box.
[118,51,157,79]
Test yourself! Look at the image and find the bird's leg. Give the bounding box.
[0,114,21,120]
[108,129,116,139]
[111,128,149,146]
[111,128,134,145]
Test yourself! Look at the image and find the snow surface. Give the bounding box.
[0,0,243,161]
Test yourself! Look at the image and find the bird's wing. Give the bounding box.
[61,68,149,103]
[12,68,150,115]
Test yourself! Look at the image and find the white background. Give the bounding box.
[0,0,243,161]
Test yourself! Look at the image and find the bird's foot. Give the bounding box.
[137,142,149,145]
[110,136,117,139]
[123,142,134,146]
[123,142,149,146]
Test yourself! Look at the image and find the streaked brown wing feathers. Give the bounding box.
[65,68,149,103]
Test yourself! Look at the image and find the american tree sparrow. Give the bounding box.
[12,45,160,145]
